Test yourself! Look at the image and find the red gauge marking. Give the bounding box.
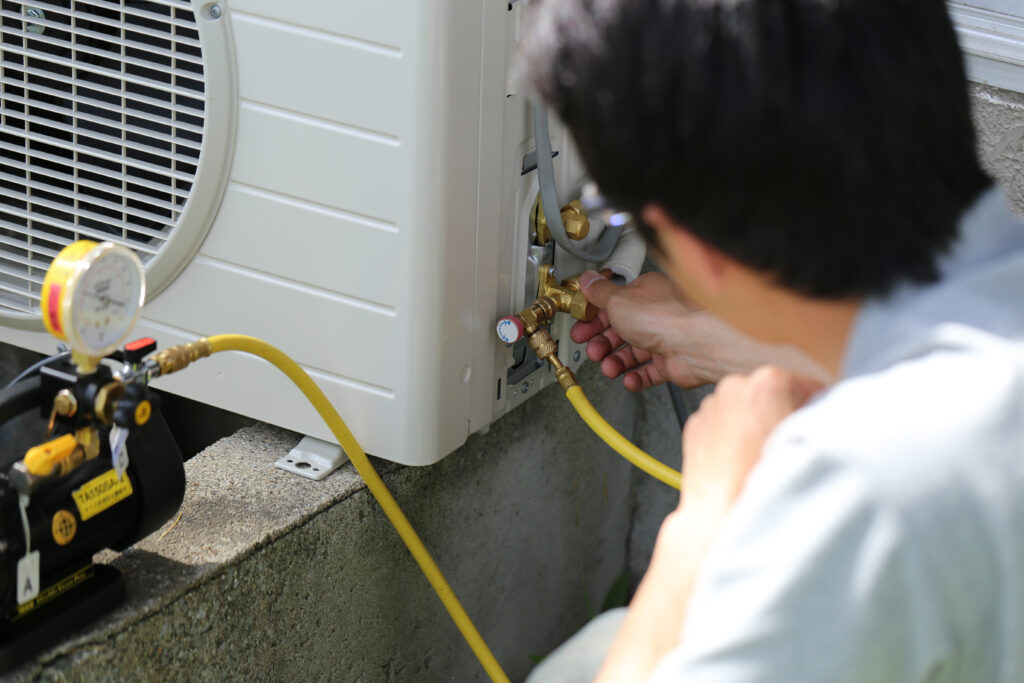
[47,284,63,334]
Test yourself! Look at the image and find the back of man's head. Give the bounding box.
[519,0,992,299]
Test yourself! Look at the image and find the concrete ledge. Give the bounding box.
[10,363,656,682]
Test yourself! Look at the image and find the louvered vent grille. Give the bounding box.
[0,0,204,313]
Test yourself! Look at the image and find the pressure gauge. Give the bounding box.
[41,241,146,361]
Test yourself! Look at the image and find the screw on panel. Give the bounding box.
[24,7,45,34]
[572,350,581,362]
[520,381,530,394]
[208,4,223,19]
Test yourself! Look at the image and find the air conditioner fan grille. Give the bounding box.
[0,0,204,314]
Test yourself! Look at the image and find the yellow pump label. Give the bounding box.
[72,469,133,521]
[13,565,93,620]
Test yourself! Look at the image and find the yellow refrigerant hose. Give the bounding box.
[564,385,682,490]
[203,335,510,683]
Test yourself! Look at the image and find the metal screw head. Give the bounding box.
[573,350,581,362]
[520,381,530,394]
[54,389,77,418]
[208,4,222,19]
[24,7,44,34]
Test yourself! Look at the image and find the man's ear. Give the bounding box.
[642,205,727,295]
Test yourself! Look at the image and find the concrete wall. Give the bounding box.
[971,83,1024,217]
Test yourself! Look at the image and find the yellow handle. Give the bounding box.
[23,433,80,477]
[204,335,510,683]
[565,384,682,490]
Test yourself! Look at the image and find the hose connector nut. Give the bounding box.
[526,328,558,361]
[152,339,213,376]
[496,316,525,344]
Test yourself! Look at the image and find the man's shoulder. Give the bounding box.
[767,339,1024,502]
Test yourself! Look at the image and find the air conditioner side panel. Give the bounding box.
[148,1,487,465]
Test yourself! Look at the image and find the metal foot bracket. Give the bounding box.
[275,436,348,481]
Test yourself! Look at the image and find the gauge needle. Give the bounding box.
[84,292,127,309]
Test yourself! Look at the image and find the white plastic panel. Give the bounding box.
[230,102,402,224]
[201,184,401,308]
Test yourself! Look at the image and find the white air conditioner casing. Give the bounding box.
[0,0,598,465]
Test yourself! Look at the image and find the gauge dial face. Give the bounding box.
[65,245,145,357]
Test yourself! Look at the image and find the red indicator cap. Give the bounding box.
[125,337,156,352]
[124,337,157,364]
[496,316,525,344]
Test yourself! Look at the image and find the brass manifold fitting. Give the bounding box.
[497,268,599,391]
[537,266,596,325]
[151,339,213,376]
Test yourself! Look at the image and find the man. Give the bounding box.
[520,0,1024,681]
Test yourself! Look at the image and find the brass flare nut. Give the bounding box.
[535,198,591,245]
[538,268,597,323]
[153,339,213,376]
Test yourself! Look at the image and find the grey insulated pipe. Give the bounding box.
[532,101,622,262]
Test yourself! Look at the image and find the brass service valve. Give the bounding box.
[537,266,596,323]
[495,268,596,345]
[525,327,578,391]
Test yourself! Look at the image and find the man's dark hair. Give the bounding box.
[519,0,993,298]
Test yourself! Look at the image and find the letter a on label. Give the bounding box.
[16,551,40,605]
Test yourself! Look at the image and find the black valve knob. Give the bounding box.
[113,382,152,428]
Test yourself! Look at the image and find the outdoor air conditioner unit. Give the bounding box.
[0,0,608,465]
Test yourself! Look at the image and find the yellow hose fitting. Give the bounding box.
[152,339,213,376]
[526,326,559,361]
[553,365,578,392]
[524,327,579,390]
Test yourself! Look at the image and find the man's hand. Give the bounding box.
[596,367,823,683]
[678,366,825,523]
[572,271,828,391]
[571,271,723,390]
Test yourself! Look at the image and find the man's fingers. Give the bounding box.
[609,344,651,372]
[786,373,826,407]
[748,366,826,415]
[580,270,620,309]
[623,364,667,392]
[571,317,607,344]
[588,335,616,362]
[586,326,628,362]
[601,344,652,379]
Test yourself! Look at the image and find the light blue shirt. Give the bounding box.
[651,189,1024,682]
